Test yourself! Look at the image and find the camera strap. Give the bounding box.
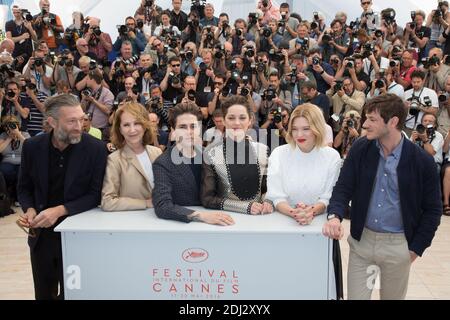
[87,86,103,114]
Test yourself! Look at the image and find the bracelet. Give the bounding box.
[319,70,325,75]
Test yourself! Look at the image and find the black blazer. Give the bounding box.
[152,145,202,223]
[18,133,108,250]
[328,137,442,256]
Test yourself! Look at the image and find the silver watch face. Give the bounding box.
[327,214,336,220]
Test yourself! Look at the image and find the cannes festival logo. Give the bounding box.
[182,248,209,263]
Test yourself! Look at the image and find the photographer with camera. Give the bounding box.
[23,49,53,97]
[437,75,450,135]
[426,1,450,51]
[258,0,281,25]
[404,70,439,135]
[404,10,431,61]
[154,10,182,39]
[73,38,98,69]
[83,17,113,65]
[333,110,362,159]
[17,77,47,137]
[169,0,188,32]
[0,115,30,204]
[327,77,365,133]
[423,48,450,94]
[410,114,443,170]
[214,14,233,44]
[287,54,316,106]
[177,75,208,120]
[335,54,370,92]
[367,69,405,99]
[200,3,219,27]
[306,48,335,94]
[144,37,176,72]
[260,104,290,148]
[5,5,37,63]
[380,8,404,42]
[0,80,30,132]
[53,50,80,91]
[256,18,283,52]
[194,49,216,101]
[278,3,299,42]
[180,10,202,46]
[362,42,389,81]
[230,18,255,56]
[359,0,378,36]
[288,22,317,56]
[207,73,228,115]
[32,0,64,51]
[300,80,330,121]
[131,53,158,102]
[116,77,144,105]
[135,0,163,35]
[309,11,327,40]
[180,42,202,76]
[113,17,147,56]
[391,49,417,89]
[75,56,110,95]
[258,72,292,125]
[81,70,114,141]
[63,11,85,52]
[204,108,225,145]
[160,56,185,103]
[318,20,349,63]
[144,84,170,130]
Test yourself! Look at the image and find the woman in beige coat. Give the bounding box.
[101,102,162,211]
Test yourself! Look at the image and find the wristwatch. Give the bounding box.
[327,213,339,221]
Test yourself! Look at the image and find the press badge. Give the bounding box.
[331,114,340,122]
[47,29,53,37]
[204,86,212,93]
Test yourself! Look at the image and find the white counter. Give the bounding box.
[56,207,335,300]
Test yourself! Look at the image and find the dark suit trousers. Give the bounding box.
[30,228,64,300]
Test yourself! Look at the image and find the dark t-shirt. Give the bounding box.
[408,26,432,59]
[5,20,33,58]
[343,69,371,90]
[308,62,335,94]
[310,93,331,121]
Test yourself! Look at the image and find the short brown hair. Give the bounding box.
[220,95,253,118]
[364,94,406,130]
[168,102,202,129]
[111,102,154,149]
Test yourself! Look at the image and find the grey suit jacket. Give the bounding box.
[152,145,202,223]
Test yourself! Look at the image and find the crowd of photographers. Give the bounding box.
[1,0,450,211]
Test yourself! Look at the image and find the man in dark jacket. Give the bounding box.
[323,94,442,300]
[17,94,108,300]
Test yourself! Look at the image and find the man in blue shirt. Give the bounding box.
[199,3,219,27]
[323,94,442,300]
[306,48,335,94]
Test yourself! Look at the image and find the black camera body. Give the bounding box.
[244,45,255,58]
[269,49,284,63]
[117,25,129,36]
[240,86,250,96]
[262,86,276,101]
[407,96,423,116]
[375,78,386,89]
[334,80,343,92]
[248,13,259,25]
[270,107,283,123]
[262,26,272,38]
[422,55,441,68]
[322,32,333,44]
[21,9,33,22]
[82,88,93,97]
[346,114,355,129]
[362,43,374,59]
[312,56,321,65]
[169,72,181,85]
[2,122,17,132]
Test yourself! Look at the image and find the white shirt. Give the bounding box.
[325,124,333,146]
[22,62,53,97]
[366,81,405,100]
[204,127,223,144]
[404,87,439,129]
[363,57,389,81]
[266,144,342,208]
[136,151,155,189]
[415,130,443,164]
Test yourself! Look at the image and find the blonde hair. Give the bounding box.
[286,103,327,148]
[111,102,154,149]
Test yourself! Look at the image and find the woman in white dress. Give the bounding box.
[266,103,342,224]
[266,103,343,299]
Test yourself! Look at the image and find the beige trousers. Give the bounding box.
[347,228,412,300]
